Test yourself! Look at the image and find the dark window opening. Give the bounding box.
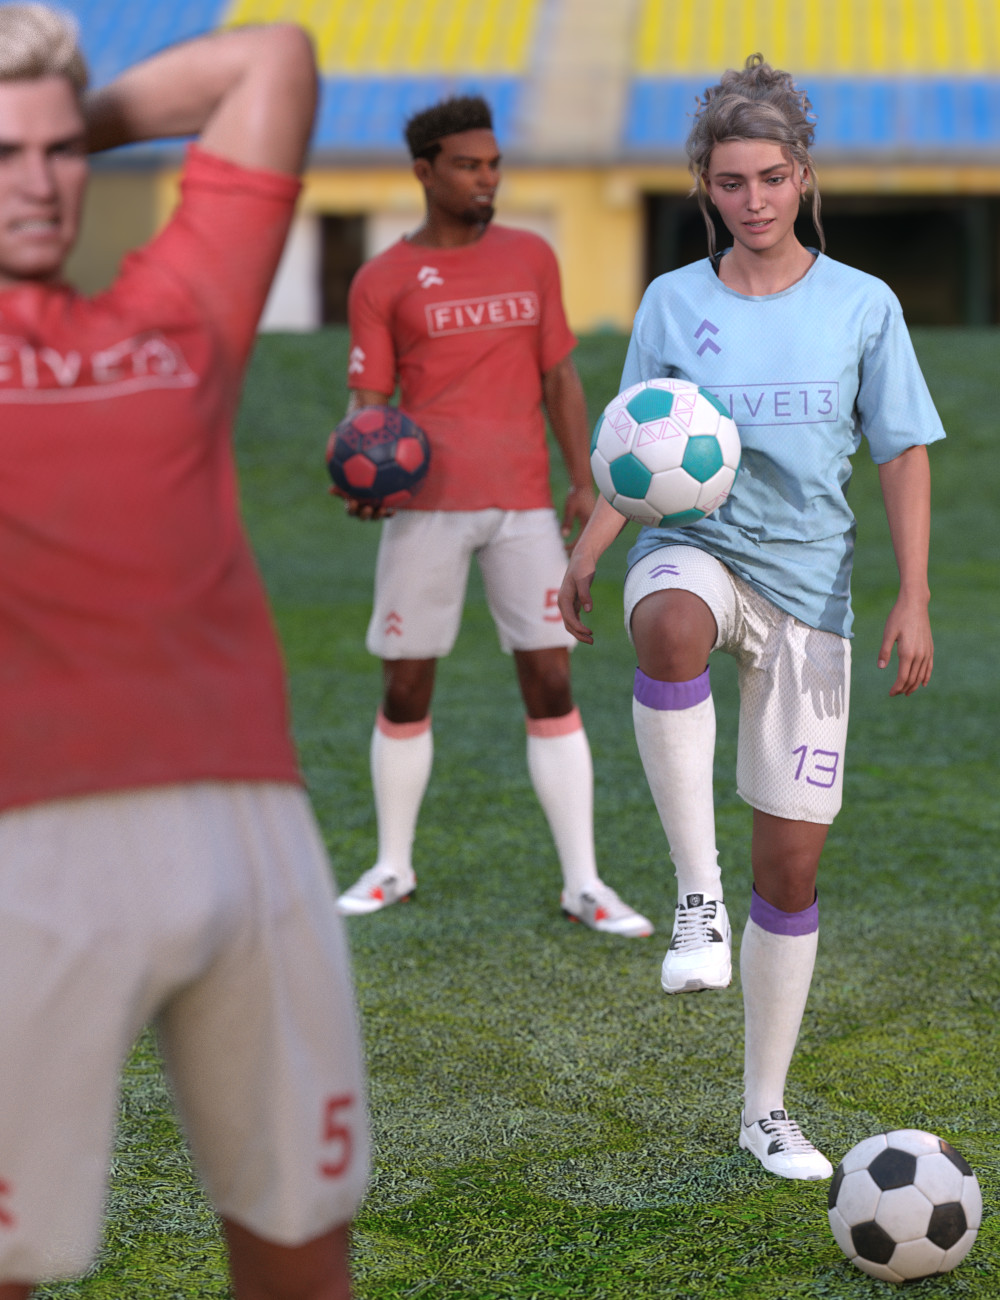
[644,194,1000,325]
[320,215,366,325]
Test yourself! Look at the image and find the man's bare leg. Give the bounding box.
[224,1219,352,1300]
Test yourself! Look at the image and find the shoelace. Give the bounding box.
[670,901,719,952]
[760,1116,815,1153]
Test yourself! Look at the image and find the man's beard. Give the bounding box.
[461,203,494,226]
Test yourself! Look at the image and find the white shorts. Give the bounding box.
[366,508,576,659]
[624,546,850,824]
[0,782,369,1283]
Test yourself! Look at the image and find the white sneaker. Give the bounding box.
[660,893,731,993]
[336,865,416,915]
[561,883,653,937]
[739,1109,833,1180]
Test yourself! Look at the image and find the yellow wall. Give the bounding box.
[65,171,162,296]
[297,160,1000,331]
[70,160,1000,328]
[300,165,655,331]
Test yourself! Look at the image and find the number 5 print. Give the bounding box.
[319,1094,356,1179]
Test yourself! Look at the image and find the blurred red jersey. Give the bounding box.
[347,225,576,511]
[0,147,302,811]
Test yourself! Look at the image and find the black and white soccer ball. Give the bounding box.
[828,1129,982,1283]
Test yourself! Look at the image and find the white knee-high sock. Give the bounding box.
[526,708,600,895]
[632,666,723,901]
[370,710,433,876]
[741,888,819,1121]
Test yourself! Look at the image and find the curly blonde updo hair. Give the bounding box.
[686,53,824,258]
[0,3,89,94]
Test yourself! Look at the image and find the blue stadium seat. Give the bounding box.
[314,77,522,154]
[625,76,1000,152]
[50,3,524,154]
[57,0,225,85]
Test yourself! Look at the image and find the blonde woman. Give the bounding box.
[560,55,944,1179]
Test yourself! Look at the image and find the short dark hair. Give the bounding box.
[405,95,494,161]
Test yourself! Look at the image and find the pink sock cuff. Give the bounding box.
[750,886,818,936]
[376,710,432,740]
[633,666,711,711]
[525,707,582,739]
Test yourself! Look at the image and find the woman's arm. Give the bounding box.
[557,495,629,644]
[877,444,933,696]
[542,355,596,548]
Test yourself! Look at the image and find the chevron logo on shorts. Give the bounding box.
[650,564,681,578]
[384,612,403,637]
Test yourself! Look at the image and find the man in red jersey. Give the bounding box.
[337,96,652,937]
[0,6,366,1297]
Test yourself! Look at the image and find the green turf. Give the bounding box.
[34,327,999,1298]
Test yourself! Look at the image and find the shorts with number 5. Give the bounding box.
[0,783,369,1281]
[625,546,850,825]
[366,508,576,659]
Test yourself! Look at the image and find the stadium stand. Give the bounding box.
[54,0,535,152]
[47,1,1000,327]
[54,0,1000,157]
[229,0,539,153]
[627,0,1000,154]
[55,0,223,87]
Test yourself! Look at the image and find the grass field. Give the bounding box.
[36,327,999,1298]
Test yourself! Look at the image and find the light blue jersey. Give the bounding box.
[623,253,945,636]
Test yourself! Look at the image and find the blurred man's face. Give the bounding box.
[416,129,500,227]
[0,76,88,291]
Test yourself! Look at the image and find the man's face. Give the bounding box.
[0,76,88,291]
[416,128,500,226]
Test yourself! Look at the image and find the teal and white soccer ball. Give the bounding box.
[590,378,741,528]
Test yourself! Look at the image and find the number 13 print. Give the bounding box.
[792,745,840,788]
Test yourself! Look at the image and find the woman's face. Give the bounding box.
[703,138,807,257]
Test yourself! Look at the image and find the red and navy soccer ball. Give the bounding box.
[326,406,430,508]
[828,1129,982,1283]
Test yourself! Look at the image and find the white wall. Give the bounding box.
[259,213,322,332]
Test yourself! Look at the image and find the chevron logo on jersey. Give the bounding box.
[695,319,721,356]
[417,266,444,289]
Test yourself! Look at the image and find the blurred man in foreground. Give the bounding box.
[0,5,368,1297]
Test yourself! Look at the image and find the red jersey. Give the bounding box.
[346,225,576,511]
[0,146,302,812]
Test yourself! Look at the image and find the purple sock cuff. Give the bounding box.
[750,886,818,936]
[633,666,711,711]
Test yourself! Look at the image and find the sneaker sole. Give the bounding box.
[660,965,732,994]
[561,908,653,938]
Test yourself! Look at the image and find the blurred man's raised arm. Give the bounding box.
[84,24,317,176]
